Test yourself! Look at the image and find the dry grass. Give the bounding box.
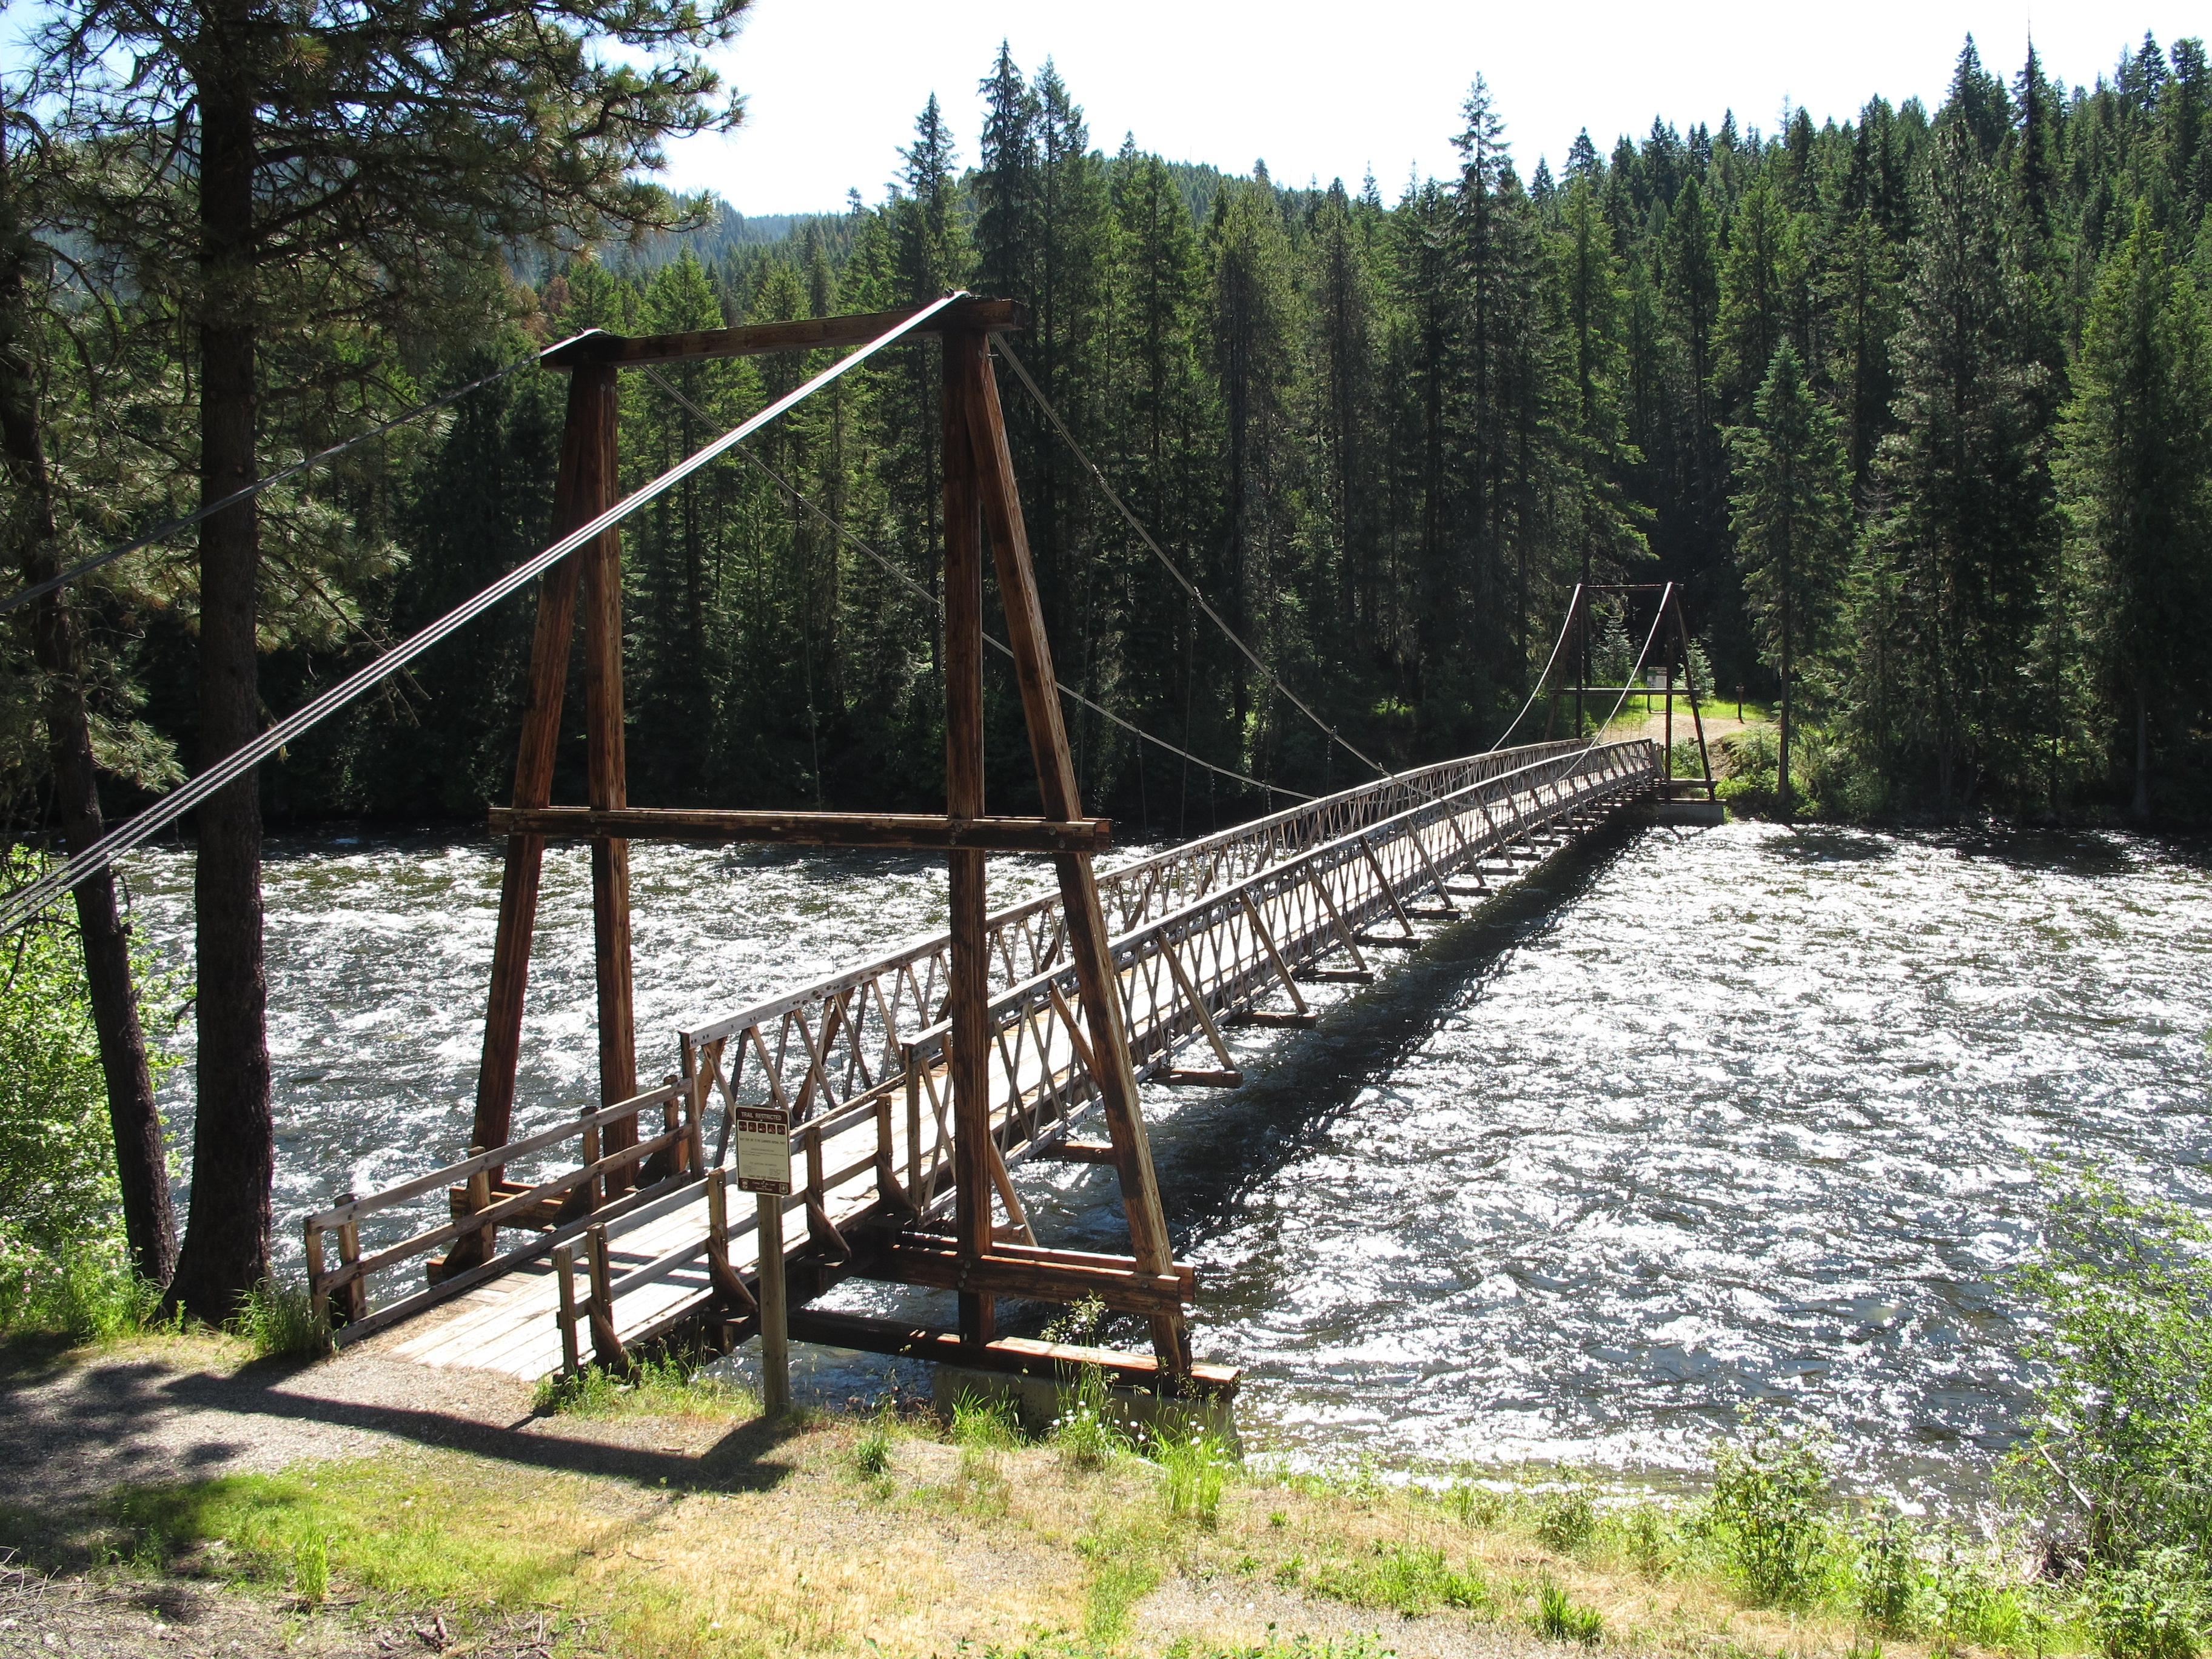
[0,1395,2071,1659]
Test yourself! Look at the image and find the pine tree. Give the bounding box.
[0,118,176,1284]
[2060,204,2212,817]
[1715,175,1807,421]
[36,0,747,1320]
[1860,121,2059,811]
[1821,209,1900,493]
[1727,343,1853,816]
[1207,182,1298,763]
[975,46,1039,307]
[1307,181,1381,656]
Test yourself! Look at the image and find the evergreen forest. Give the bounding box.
[10,31,2212,856]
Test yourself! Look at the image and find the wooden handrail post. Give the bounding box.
[305,1217,329,1330]
[704,1168,756,1312]
[579,1106,602,1213]
[683,1061,707,1177]
[464,1147,495,1263]
[336,1203,366,1325]
[554,1242,581,1376]
[585,1222,624,1369]
[647,1074,682,1184]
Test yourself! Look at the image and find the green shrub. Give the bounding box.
[1853,1507,1924,1634]
[1535,1478,1598,1553]
[0,877,181,1341]
[1708,723,1875,820]
[2082,1549,2207,1659]
[0,908,133,1250]
[0,1231,163,1339]
[2011,1169,2212,1577]
[1697,1417,1833,1606]
[1620,1502,1671,1577]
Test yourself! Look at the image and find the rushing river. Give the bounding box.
[123,818,2212,1499]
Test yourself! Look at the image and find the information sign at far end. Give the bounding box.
[733,1105,793,1195]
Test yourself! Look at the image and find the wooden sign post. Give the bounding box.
[734,1105,793,1414]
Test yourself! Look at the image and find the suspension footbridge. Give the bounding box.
[9,296,1718,1396]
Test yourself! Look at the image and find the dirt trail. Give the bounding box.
[0,1338,558,1510]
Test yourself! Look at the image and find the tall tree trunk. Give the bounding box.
[1778,597,1793,822]
[167,59,273,1323]
[2132,681,2150,822]
[0,139,178,1284]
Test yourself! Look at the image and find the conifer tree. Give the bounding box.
[1728,343,1852,816]
[2059,205,2212,817]
[34,0,748,1320]
[1860,121,2059,810]
[1716,175,1807,421]
[0,116,176,1284]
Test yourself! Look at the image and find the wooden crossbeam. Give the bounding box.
[859,1239,1195,1315]
[785,1308,1240,1397]
[488,806,1111,851]
[543,298,1026,367]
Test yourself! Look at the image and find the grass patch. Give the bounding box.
[1050,1362,1133,1472]
[1306,1541,1491,1615]
[104,1455,628,1616]
[1533,1577,1604,1643]
[232,1276,330,1361]
[530,1350,756,1420]
[1158,1430,1234,1528]
[0,1380,2129,1659]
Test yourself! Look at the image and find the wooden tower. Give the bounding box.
[1543,581,1718,803]
[449,299,1191,1376]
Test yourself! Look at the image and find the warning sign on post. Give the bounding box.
[732,1106,793,1195]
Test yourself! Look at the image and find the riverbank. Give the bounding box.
[0,1335,2076,1659]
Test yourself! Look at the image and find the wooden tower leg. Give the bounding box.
[1667,583,1717,799]
[942,332,996,1346]
[458,365,608,1267]
[580,368,640,1188]
[953,332,1191,1378]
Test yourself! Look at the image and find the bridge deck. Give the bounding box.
[340,740,1664,1379]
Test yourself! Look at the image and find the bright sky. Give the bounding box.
[671,0,2203,215]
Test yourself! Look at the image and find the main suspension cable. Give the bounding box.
[0,340,576,618]
[0,295,967,936]
[1487,591,1584,751]
[635,366,1309,806]
[991,337,1391,781]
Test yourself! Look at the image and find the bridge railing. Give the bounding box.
[674,740,1594,1153]
[675,740,1659,1251]
[304,1078,703,1338]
